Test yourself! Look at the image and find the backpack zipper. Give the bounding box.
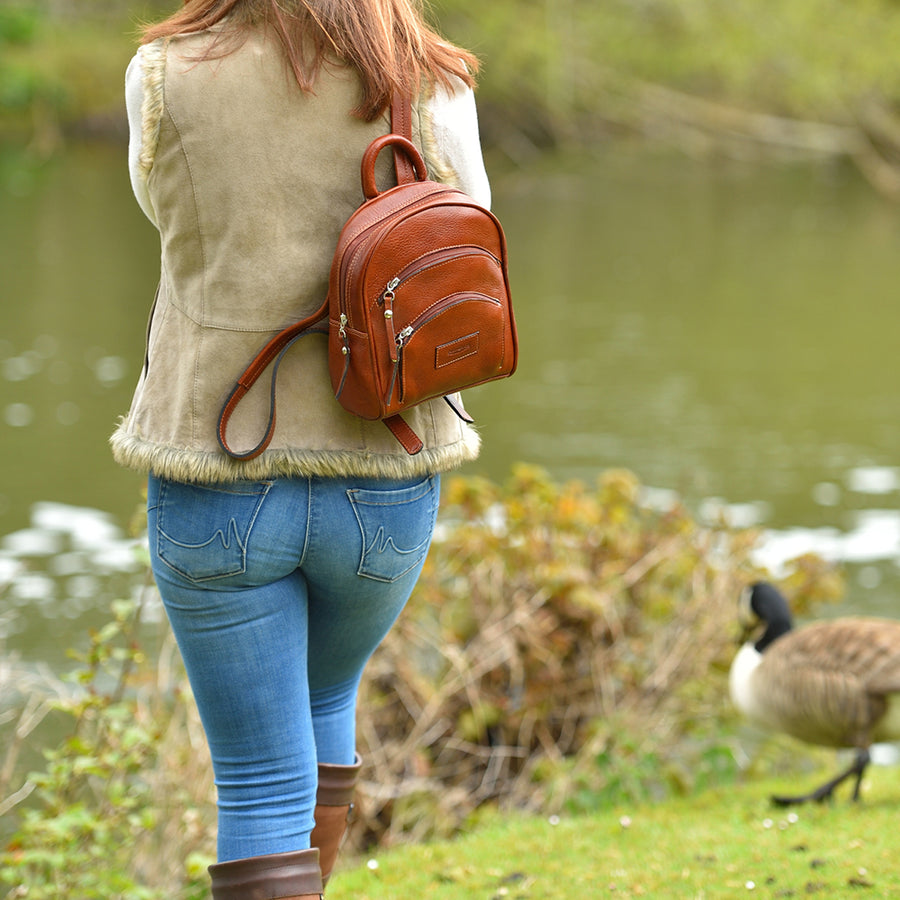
[380,245,501,307]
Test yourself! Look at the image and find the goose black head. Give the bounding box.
[738,581,794,652]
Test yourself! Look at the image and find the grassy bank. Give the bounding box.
[7,2,900,194]
[328,764,900,899]
[0,5,138,149]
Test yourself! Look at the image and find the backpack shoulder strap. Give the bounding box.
[217,301,328,460]
[390,94,417,184]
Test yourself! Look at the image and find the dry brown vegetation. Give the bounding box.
[348,466,842,850]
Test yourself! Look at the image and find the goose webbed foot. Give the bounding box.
[770,748,871,807]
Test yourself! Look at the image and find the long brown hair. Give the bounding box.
[142,0,478,121]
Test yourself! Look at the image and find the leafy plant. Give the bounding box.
[0,6,40,46]
[0,590,214,900]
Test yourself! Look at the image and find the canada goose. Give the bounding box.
[729,581,900,806]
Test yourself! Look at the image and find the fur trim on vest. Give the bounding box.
[110,427,480,484]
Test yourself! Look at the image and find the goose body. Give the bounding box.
[729,582,900,804]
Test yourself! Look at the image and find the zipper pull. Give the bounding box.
[381,277,400,304]
[386,326,413,407]
[392,325,413,362]
[384,288,398,357]
[339,313,349,356]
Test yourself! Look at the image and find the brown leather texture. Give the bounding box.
[311,804,351,884]
[328,132,517,427]
[310,755,362,885]
[208,847,323,899]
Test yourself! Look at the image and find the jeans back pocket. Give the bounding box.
[153,479,273,583]
[347,476,438,583]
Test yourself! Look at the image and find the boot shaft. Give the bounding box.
[209,847,324,900]
[311,754,363,885]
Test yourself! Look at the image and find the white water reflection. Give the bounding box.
[1,527,62,557]
[0,502,155,657]
[754,510,900,575]
[4,403,34,427]
[92,355,128,386]
[1,502,145,578]
[845,465,900,495]
[751,460,900,587]
[8,572,56,604]
[2,355,41,381]
[643,465,900,594]
[28,502,131,557]
[0,555,23,589]
[698,497,771,529]
[811,482,842,507]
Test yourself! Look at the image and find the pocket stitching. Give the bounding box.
[348,476,436,583]
[156,480,273,583]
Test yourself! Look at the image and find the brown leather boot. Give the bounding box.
[310,753,362,886]
[209,847,324,899]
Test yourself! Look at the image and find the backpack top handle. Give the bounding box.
[362,134,429,199]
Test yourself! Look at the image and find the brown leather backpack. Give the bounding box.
[218,96,517,458]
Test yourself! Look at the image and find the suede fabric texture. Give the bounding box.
[111,28,481,483]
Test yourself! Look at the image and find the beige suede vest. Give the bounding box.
[110,28,480,483]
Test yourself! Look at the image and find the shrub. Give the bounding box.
[347,465,841,847]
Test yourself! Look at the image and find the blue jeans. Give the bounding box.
[147,472,440,862]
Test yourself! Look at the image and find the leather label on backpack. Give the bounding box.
[436,333,479,368]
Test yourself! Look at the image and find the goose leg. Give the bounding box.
[771,748,871,807]
[848,747,871,802]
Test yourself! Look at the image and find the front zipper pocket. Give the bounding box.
[379,245,501,305]
[385,291,506,407]
[380,246,503,356]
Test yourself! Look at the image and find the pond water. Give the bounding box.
[2,139,900,669]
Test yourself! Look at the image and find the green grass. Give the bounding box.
[329,764,900,899]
